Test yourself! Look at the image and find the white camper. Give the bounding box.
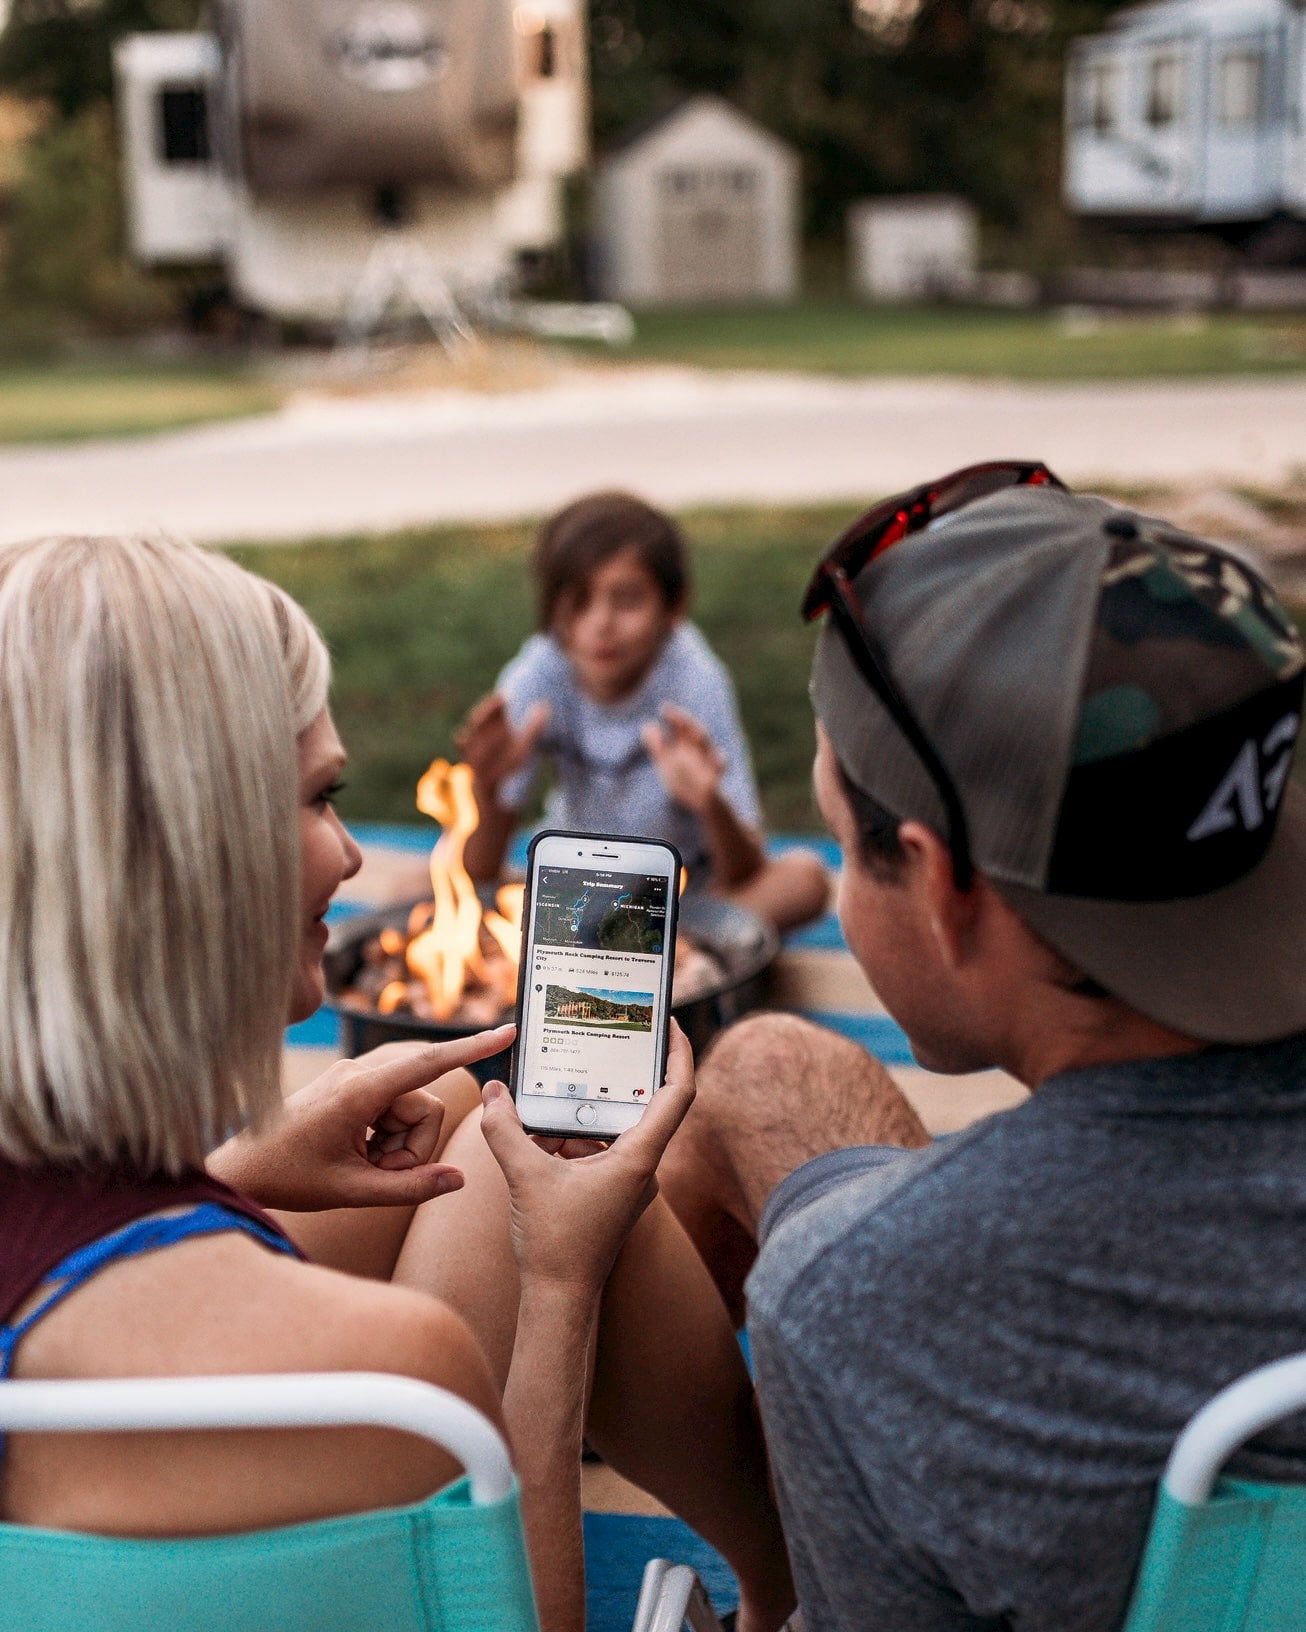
[1063,0,1306,254]
[114,0,588,323]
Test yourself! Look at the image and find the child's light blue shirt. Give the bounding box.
[496,623,762,875]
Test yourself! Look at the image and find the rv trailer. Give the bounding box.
[113,0,588,324]
[1063,0,1306,259]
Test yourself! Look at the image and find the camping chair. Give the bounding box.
[1121,1351,1306,1632]
[630,1558,729,1631]
[0,1371,538,1632]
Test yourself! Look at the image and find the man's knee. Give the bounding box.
[700,1011,875,1117]
[686,1012,924,1222]
[702,1008,816,1069]
[707,1011,927,1148]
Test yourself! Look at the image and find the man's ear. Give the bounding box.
[899,819,982,971]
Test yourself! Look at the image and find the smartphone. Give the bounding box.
[509,830,681,1140]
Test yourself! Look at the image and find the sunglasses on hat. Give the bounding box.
[801,460,1066,890]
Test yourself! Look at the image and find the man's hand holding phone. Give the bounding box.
[481,1021,695,1296]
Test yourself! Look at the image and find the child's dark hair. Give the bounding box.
[534,492,689,631]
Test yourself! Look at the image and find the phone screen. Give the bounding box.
[515,861,672,1127]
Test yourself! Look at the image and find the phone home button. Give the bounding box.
[575,1103,598,1127]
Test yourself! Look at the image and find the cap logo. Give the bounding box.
[1187,711,1299,844]
[1047,676,1304,901]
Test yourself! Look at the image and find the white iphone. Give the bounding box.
[509,830,681,1140]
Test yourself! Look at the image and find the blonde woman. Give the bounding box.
[0,538,793,1632]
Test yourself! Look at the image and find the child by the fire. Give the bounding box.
[460,491,828,935]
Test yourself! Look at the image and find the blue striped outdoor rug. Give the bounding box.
[584,1513,738,1631]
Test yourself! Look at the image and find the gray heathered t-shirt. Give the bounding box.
[496,623,762,874]
[746,1034,1306,1632]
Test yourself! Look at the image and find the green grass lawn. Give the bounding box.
[0,360,282,443]
[228,507,849,832]
[587,302,1306,380]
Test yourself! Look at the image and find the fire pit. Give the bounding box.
[322,755,779,1081]
[324,892,779,1082]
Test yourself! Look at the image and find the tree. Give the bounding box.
[0,0,203,118]
[0,1,194,331]
[588,0,1134,238]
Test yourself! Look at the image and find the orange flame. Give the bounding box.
[405,760,522,1019]
[377,980,409,1014]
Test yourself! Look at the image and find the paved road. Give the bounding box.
[5,369,1305,545]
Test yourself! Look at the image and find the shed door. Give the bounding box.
[655,166,764,303]
[1200,27,1284,219]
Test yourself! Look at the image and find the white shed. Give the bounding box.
[595,96,800,307]
[848,195,979,302]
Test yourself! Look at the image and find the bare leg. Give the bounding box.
[658,1013,928,1323]
[395,1112,796,1631]
[716,849,830,936]
[393,1109,521,1385]
[270,1067,482,1280]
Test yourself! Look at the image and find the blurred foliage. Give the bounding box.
[2,101,172,332]
[0,1,204,337]
[0,0,202,117]
[589,0,1133,242]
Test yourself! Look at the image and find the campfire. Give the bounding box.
[337,759,727,1030]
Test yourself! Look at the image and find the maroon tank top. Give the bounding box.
[0,1158,299,1325]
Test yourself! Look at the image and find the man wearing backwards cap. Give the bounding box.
[659,464,1306,1632]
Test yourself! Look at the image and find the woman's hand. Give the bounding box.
[209,1026,516,1211]
[456,692,551,796]
[479,1022,696,1298]
[641,704,726,816]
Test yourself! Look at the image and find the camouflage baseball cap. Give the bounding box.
[811,481,1306,1043]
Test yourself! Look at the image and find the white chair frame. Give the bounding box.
[632,1558,725,1632]
[1163,1352,1306,1505]
[0,1371,514,1504]
[0,1371,743,1629]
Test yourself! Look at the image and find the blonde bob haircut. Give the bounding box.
[0,538,329,1175]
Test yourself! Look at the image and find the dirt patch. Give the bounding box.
[281,335,608,401]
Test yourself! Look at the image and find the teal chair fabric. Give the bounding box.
[1121,1479,1306,1632]
[1121,1353,1306,1632]
[0,1373,540,1632]
[0,1476,540,1632]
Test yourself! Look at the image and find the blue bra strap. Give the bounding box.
[0,1203,297,1385]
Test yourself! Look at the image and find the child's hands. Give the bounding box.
[456,693,551,795]
[641,703,725,815]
